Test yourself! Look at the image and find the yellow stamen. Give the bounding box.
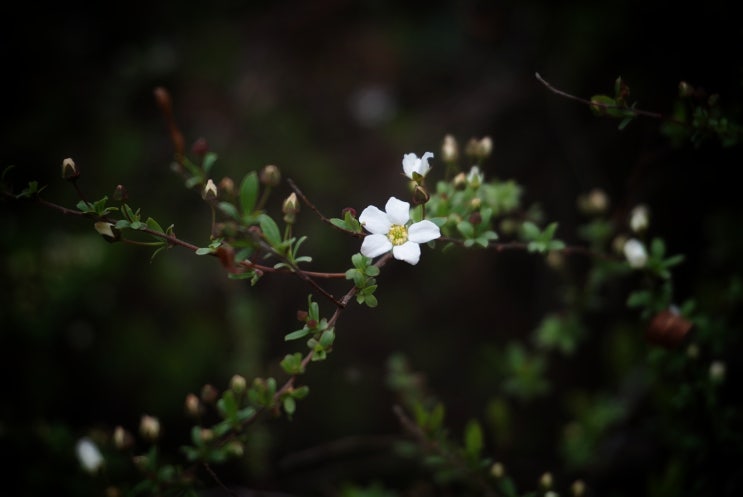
[387,224,408,246]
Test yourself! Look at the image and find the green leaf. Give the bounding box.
[285,327,310,341]
[280,353,305,375]
[239,171,259,215]
[590,95,616,116]
[464,419,484,459]
[258,214,281,246]
[115,220,131,229]
[146,217,164,233]
[283,396,296,416]
[195,247,213,255]
[218,202,240,220]
[202,152,218,173]
[457,221,474,238]
[330,217,348,230]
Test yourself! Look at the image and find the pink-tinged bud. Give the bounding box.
[191,137,209,157]
[342,207,357,218]
[139,414,160,441]
[61,158,80,180]
[112,184,128,202]
[201,384,218,404]
[260,164,281,187]
[219,177,235,196]
[185,394,201,417]
[646,308,692,348]
[202,179,218,200]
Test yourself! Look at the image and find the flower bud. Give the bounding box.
[571,479,587,497]
[629,204,649,233]
[201,384,219,404]
[260,164,281,187]
[219,177,235,196]
[467,166,483,189]
[112,184,128,202]
[62,157,80,180]
[464,138,479,158]
[577,188,609,215]
[478,136,493,158]
[230,374,247,393]
[441,134,459,163]
[678,81,694,98]
[76,437,104,473]
[646,308,692,348]
[623,238,647,268]
[139,414,160,441]
[191,137,209,157]
[185,393,201,417]
[453,172,467,190]
[470,197,482,211]
[113,426,133,450]
[202,179,218,200]
[709,360,726,383]
[539,472,553,489]
[283,192,300,223]
[199,428,214,443]
[490,462,505,478]
[225,441,244,457]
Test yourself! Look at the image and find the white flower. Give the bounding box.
[359,197,440,265]
[402,152,434,179]
[75,437,104,473]
[623,238,648,268]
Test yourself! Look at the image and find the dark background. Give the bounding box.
[2,1,742,496]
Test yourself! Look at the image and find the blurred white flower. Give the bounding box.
[630,204,649,233]
[623,238,648,268]
[76,437,103,473]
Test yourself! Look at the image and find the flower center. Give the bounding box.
[387,224,408,246]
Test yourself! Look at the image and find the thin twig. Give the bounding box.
[287,178,364,238]
[202,462,239,497]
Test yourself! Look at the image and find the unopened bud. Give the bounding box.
[647,308,692,348]
[199,428,214,443]
[539,472,553,489]
[201,384,218,404]
[342,207,357,218]
[571,479,586,497]
[577,188,609,215]
[709,360,726,383]
[185,393,201,417]
[283,192,300,223]
[479,136,493,158]
[139,414,160,441]
[467,166,483,189]
[61,157,80,180]
[470,197,482,211]
[76,437,104,473]
[230,374,247,393]
[112,184,128,202]
[260,164,281,187]
[629,204,649,233]
[678,81,694,98]
[441,134,459,163]
[490,462,505,478]
[202,179,218,200]
[113,426,133,450]
[453,172,467,190]
[464,138,480,158]
[191,137,209,157]
[546,250,564,270]
[225,441,244,457]
[219,177,235,196]
[132,454,149,470]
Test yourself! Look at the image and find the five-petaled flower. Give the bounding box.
[402,152,434,180]
[359,197,440,265]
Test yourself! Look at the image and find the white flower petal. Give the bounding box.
[393,241,421,265]
[359,205,391,235]
[623,238,648,268]
[418,151,433,176]
[402,153,419,179]
[385,197,410,225]
[361,234,393,258]
[408,220,441,244]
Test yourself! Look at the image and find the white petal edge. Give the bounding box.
[419,151,434,176]
[408,220,441,244]
[402,153,419,179]
[361,234,393,258]
[393,241,421,265]
[359,205,391,235]
[385,197,410,225]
